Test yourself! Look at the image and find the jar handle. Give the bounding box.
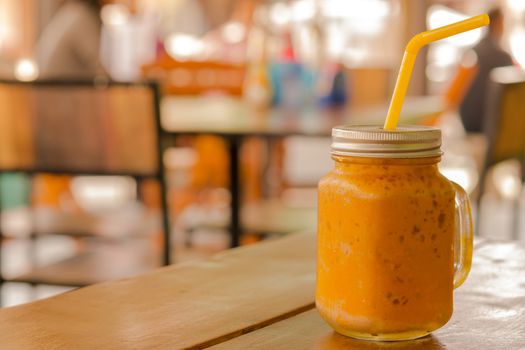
[451,181,474,289]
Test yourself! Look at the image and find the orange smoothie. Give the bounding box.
[317,156,457,340]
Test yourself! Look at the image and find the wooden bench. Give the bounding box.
[0,233,523,349]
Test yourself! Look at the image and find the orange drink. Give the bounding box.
[316,125,473,341]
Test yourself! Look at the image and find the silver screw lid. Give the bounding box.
[331,125,442,158]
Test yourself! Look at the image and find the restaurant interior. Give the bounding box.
[0,0,524,329]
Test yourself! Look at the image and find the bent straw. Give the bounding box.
[383,14,490,130]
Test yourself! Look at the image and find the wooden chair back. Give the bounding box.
[484,67,525,166]
[0,80,161,176]
[476,66,525,237]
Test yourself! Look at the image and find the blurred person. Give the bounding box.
[100,0,160,81]
[37,0,106,79]
[459,8,513,133]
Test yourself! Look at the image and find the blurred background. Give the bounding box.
[1,0,524,307]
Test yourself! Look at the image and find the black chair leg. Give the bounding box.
[512,156,525,240]
[475,166,488,236]
[511,197,520,240]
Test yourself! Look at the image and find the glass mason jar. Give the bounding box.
[316,125,473,341]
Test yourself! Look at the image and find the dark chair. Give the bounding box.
[476,66,525,238]
[0,80,170,300]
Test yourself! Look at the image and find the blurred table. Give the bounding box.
[1,233,523,349]
[161,96,444,247]
[161,96,442,137]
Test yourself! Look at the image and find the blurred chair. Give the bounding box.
[477,66,525,238]
[0,80,170,294]
[142,54,245,96]
[443,61,477,112]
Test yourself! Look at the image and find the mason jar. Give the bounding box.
[316,125,473,341]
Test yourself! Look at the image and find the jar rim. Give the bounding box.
[331,124,442,159]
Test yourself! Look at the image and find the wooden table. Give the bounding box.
[160,96,443,137]
[161,97,443,247]
[1,233,524,349]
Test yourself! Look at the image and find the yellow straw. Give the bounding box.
[383,14,490,130]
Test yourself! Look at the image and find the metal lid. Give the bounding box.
[331,125,442,158]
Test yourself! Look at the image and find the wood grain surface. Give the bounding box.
[210,241,525,349]
[0,83,158,174]
[1,234,523,350]
[0,233,316,349]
